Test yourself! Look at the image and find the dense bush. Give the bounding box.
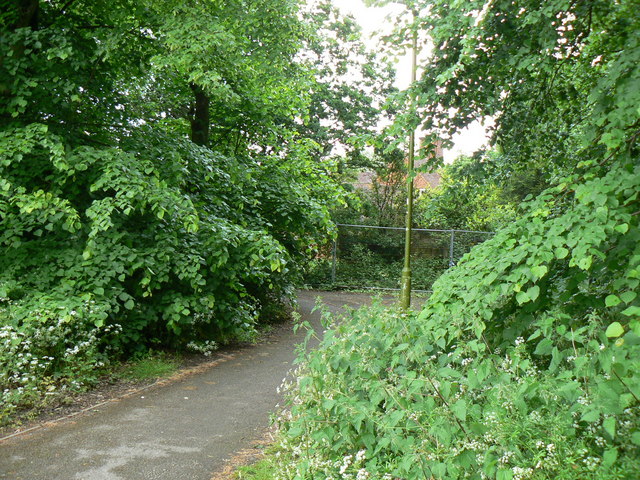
[305,252,448,291]
[415,154,519,233]
[277,161,640,479]
[303,225,489,291]
[276,0,640,477]
[1,0,379,422]
[0,298,120,419]
[0,123,342,420]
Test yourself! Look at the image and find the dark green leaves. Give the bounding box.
[0,0,350,422]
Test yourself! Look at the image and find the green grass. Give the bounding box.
[118,352,181,381]
[236,459,276,480]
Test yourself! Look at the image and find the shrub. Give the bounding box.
[304,244,470,291]
[0,124,342,421]
[276,161,640,479]
[0,296,118,422]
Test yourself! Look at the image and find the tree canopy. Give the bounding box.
[0,0,395,419]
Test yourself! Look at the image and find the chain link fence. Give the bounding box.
[304,224,494,292]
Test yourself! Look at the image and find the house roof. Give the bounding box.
[354,170,377,190]
[414,171,441,190]
[354,140,443,191]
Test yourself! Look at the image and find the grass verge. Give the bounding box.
[117,351,182,381]
[235,457,277,480]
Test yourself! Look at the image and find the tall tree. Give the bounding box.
[297,1,397,163]
[147,0,308,152]
[377,0,639,174]
[0,0,357,418]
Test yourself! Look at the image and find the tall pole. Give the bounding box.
[400,10,418,309]
[331,238,337,284]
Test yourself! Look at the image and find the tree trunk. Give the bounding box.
[9,0,39,30]
[1,1,39,98]
[189,83,210,147]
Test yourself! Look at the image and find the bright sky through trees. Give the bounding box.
[335,0,491,161]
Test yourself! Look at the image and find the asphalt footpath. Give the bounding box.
[0,291,394,480]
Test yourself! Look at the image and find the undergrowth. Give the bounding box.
[274,161,640,479]
[117,351,182,381]
[236,459,279,480]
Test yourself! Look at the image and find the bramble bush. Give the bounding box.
[0,0,380,423]
[303,224,485,291]
[277,160,640,479]
[305,250,448,291]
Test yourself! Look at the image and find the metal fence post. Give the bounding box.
[331,238,337,284]
[449,230,455,267]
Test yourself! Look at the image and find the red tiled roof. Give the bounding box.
[354,140,443,191]
[414,172,441,190]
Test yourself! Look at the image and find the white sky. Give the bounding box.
[333,0,491,162]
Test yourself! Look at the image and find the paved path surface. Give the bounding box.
[0,291,395,480]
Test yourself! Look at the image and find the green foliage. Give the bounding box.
[304,223,491,291]
[0,297,117,424]
[298,1,396,162]
[0,122,342,417]
[380,0,640,172]
[119,351,181,381]
[277,158,640,477]
[276,0,640,478]
[0,0,353,421]
[148,0,308,151]
[278,298,639,479]
[344,150,409,228]
[276,150,640,480]
[305,244,449,291]
[416,154,520,232]
[236,458,278,480]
